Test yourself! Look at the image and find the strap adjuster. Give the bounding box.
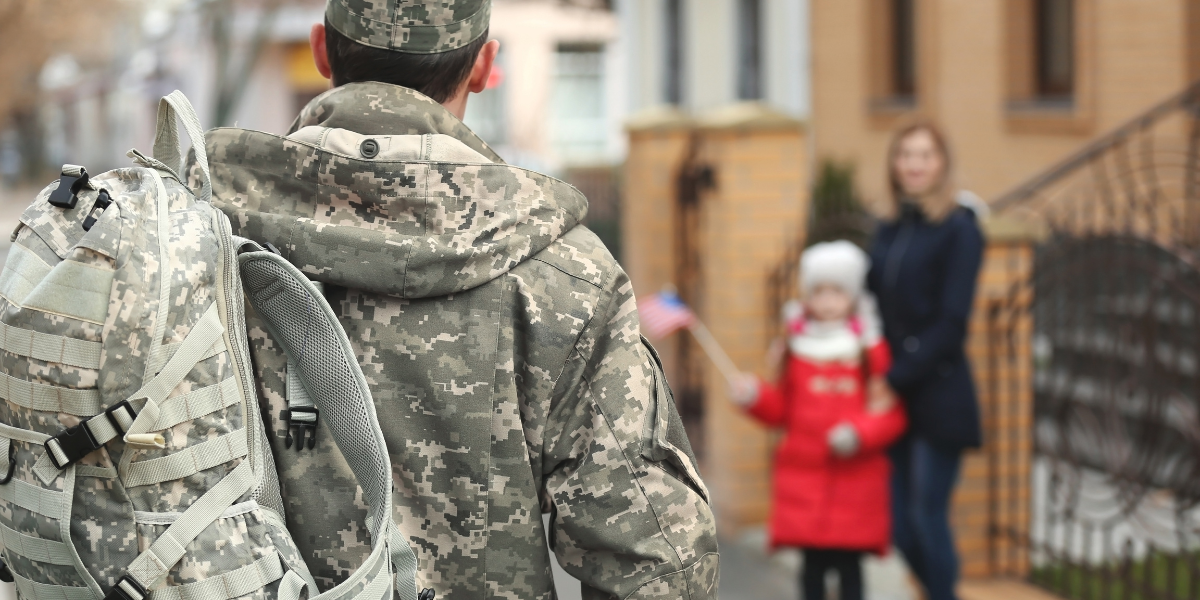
[105,400,137,436]
[44,420,102,470]
[104,575,147,600]
[281,406,318,451]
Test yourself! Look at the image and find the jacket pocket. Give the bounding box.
[638,336,710,504]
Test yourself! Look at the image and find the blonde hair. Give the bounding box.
[881,120,957,223]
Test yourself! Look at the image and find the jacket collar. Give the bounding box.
[288,81,505,164]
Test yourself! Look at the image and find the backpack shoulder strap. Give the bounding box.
[236,240,423,600]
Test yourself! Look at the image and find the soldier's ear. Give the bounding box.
[467,39,501,94]
[310,23,333,80]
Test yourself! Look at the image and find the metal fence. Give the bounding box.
[992,82,1200,599]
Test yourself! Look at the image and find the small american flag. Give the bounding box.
[639,291,695,340]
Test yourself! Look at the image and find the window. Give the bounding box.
[664,0,684,105]
[891,0,916,99]
[551,44,607,163]
[868,0,917,111]
[736,0,763,100]
[1035,0,1074,99]
[1005,0,1091,132]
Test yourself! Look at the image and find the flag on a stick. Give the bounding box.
[639,290,696,340]
[638,290,741,385]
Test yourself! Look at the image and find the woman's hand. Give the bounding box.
[866,376,898,414]
[728,373,760,407]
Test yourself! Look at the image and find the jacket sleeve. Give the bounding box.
[887,216,984,391]
[540,272,719,600]
[745,363,793,427]
[847,404,908,454]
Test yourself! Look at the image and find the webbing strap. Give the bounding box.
[123,429,248,488]
[12,570,93,600]
[146,339,223,379]
[0,474,65,518]
[123,460,255,592]
[0,521,75,566]
[285,362,316,419]
[390,524,419,600]
[151,377,239,432]
[0,369,102,415]
[134,500,259,526]
[126,304,224,438]
[277,569,309,600]
[0,421,51,444]
[43,402,137,470]
[0,320,102,369]
[147,552,283,600]
[153,91,211,203]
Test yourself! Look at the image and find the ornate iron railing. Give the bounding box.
[992,81,1200,599]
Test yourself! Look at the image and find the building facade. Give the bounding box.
[810,0,1200,206]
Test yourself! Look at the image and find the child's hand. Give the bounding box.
[728,373,760,407]
[827,422,860,457]
[866,376,896,414]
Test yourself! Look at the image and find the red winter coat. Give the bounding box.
[746,341,907,554]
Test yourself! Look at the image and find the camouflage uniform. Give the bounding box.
[205,79,719,599]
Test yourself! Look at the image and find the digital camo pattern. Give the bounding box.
[0,163,311,597]
[326,0,491,54]
[207,81,719,599]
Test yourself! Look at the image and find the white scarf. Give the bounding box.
[789,320,863,363]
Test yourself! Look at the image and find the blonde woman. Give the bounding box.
[866,122,983,600]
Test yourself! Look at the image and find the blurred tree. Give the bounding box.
[806,160,872,249]
[204,0,285,126]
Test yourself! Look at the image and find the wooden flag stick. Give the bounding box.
[686,320,741,385]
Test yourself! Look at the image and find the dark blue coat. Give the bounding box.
[867,204,983,449]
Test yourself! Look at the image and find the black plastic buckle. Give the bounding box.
[82,189,113,231]
[0,558,12,583]
[104,575,147,600]
[44,420,103,470]
[281,406,318,451]
[105,400,137,436]
[48,168,90,209]
[0,442,14,485]
[418,588,436,600]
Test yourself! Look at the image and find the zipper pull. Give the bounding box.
[82,189,113,231]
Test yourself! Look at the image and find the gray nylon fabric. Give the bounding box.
[239,247,420,600]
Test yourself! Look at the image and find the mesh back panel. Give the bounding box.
[241,255,391,533]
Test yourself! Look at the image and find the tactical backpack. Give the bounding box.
[0,92,420,600]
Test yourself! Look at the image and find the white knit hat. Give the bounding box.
[799,240,869,299]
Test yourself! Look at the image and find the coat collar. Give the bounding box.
[288,82,504,164]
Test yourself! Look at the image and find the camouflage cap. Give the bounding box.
[327,0,491,54]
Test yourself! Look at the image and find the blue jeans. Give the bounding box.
[890,435,962,600]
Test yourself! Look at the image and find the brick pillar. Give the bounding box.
[624,105,809,536]
[954,217,1041,578]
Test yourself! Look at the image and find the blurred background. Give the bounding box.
[3,1,1200,599]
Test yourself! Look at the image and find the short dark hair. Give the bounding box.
[324,18,489,103]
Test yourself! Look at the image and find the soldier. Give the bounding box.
[202,1,719,599]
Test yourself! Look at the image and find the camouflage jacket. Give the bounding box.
[204,82,719,600]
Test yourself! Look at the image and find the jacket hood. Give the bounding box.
[206,82,587,299]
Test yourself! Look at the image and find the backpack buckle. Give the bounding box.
[44,420,103,470]
[281,406,318,451]
[48,166,91,209]
[104,575,147,600]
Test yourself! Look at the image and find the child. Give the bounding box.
[730,240,907,600]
